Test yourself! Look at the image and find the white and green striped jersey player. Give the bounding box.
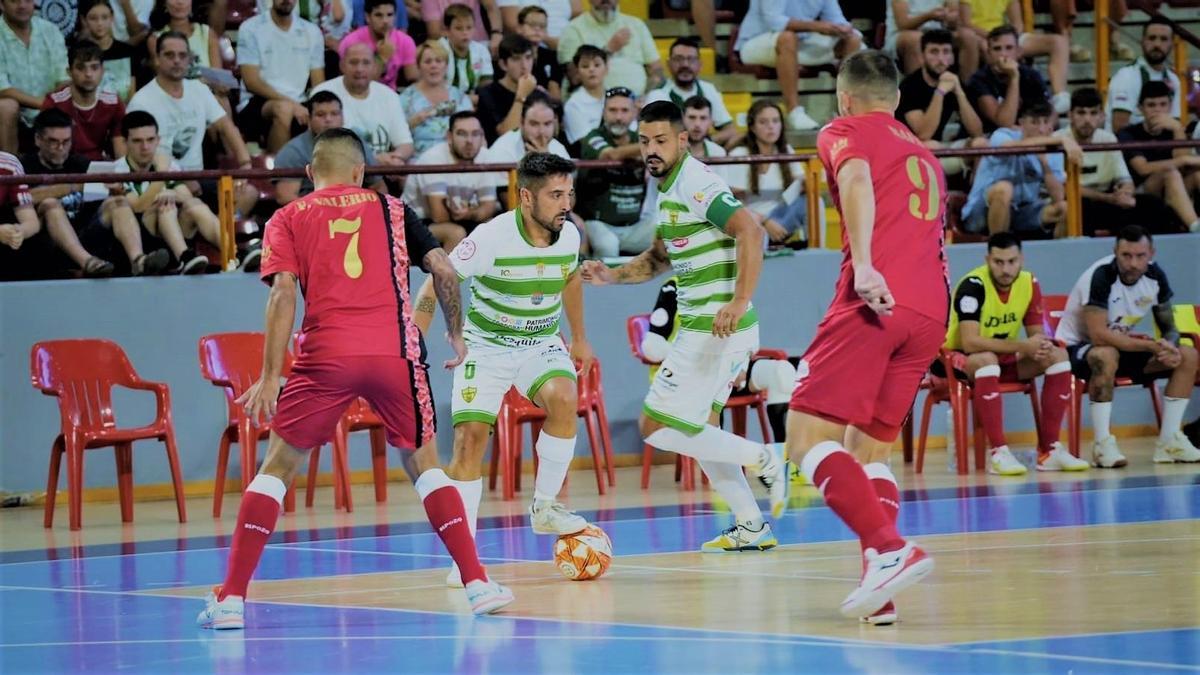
[446,207,581,426]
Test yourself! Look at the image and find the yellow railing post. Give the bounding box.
[1176,36,1190,128]
[217,174,236,271]
[1096,0,1110,101]
[805,157,822,247]
[507,169,519,209]
[1021,0,1034,34]
[1065,153,1082,238]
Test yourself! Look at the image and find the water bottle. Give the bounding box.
[945,407,957,473]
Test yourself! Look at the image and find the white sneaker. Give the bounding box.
[1092,435,1127,468]
[840,542,934,618]
[787,105,819,131]
[465,579,514,615]
[1153,431,1200,463]
[1037,443,1090,472]
[530,500,587,535]
[196,585,245,630]
[700,521,778,552]
[1052,91,1071,114]
[755,443,789,518]
[987,445,1027,476]
[446,563,463,588]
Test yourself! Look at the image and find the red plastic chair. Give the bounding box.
[1043,294,1163,455]
[489,358,615,500]
[328,398,389,513]
[625,314,777,490]
[198,332,342,517]
[31,339,187,531]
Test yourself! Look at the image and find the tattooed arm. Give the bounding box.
[412,276,437,334]
[422,249,468,368]
[580,238,672,286]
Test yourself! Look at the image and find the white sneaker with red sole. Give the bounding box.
[840,542,934,618]
[860,600,897,626]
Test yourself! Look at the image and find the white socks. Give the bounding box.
[450,477,482,536]
[1159,396,1189,443]
[645,425,763,466]
[246,473,287,506]
[698,459,763,527]
[1091,401,1113,442]
[534,432,575,503]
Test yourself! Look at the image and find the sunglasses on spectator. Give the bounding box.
[604,87,634,100]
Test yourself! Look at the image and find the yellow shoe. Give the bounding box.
[700,522,777,552]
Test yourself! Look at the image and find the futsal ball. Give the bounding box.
[553,525,613,581]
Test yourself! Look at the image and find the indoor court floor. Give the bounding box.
[1,438,1198,674]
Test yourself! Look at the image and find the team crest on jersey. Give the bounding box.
[457,240,477,260]
[669,211,679,224]
[693,191,705,203]
[461,387,477,403]
[536,262,545,277]
[531,291,545,305]
[560,263,570,278]
[261,244,272,262]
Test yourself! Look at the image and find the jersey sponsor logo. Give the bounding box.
[671,237,689,248]
[261,244,272,263]
[560,263,570,278]
[660,368,673,379]
[531,291,545,305]
[829,136,848,159]
[461,386,477,403]
[983,313,1018,328]
[457,239,477,260]
[693,191,706,203]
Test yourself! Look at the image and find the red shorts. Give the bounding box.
[272,355,437,451]
[939,351,1022,382]
[790,305,946,442]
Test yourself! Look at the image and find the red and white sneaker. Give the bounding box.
[859,601,897,626]
[840,542,933,618]
[196,585,245,630]
[466,579,514,615]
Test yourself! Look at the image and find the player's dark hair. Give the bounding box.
[156,30,190,56]
[1116,224,1152,246]
[683,94,712,113]
[448,110,483,132]
[312,127,366,175]
[517,152,575,192]
[364,0,395,15]
[33,108,73,136]
[836,50,898,103]
[920,28,954,50]
[1138,80,1172,105]
[572,44,607,67]
[1144,15,1173,36]
[639,99,684,128]
[1017,97,1053,120]
[987,232,1022,252]
[670,36,701,57]
[499,34,534,63]
[442,3,472,28]
[69,40,105,69]
[987,24,1019,43]
[521,92,557,121]
[306,90,343,113]
[1069,87,1102,110]
[121,110,159,136]
[518,5,546,23]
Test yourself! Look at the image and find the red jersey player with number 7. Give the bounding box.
[784,52,949,624]
[197,129,513,631]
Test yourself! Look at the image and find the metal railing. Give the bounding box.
[3,139,1199,270]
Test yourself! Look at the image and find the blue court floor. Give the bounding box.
[2,472,1198,674]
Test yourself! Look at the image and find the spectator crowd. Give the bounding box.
[1,0,1198,281]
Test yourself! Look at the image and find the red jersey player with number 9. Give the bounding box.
[196,129,514,632]
[784,52,949,625]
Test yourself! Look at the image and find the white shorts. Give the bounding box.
[451,341,577,426]
[739,31,858,67]
[643,325,760,434]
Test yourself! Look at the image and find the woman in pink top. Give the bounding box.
[338,0,417,89]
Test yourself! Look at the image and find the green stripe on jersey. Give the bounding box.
[679,307,759,333]
[492,254,578,267]
[658,221,714,239]
[670,238,736,261]
[476,275,568,296]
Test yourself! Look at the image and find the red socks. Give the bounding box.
[417,468,487,585]
[1039,363,1073,453]
[861,463,900,561]
[800,443,903,554]
[220,474,286,600]
[972,365,1007,449]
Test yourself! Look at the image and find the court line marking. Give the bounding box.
[4,582,1199,671]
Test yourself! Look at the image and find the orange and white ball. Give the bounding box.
[553,525,613,581]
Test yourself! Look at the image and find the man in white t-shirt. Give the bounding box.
[479,94,569,195]
[1106,17,1182,132]
[236,0,325,153]
[311,42,414,166]
[402,111,499,249]
[644,37,736,147]
[683,95,728,163]
[556,0,663,95]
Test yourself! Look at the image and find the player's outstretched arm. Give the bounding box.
[581,238,672,286]
[837,158,894,316]
[714,208,763,338]
[424,249,468,368]
[236,271,298,424]
[412,276,437,335]
[562,270,595,374]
